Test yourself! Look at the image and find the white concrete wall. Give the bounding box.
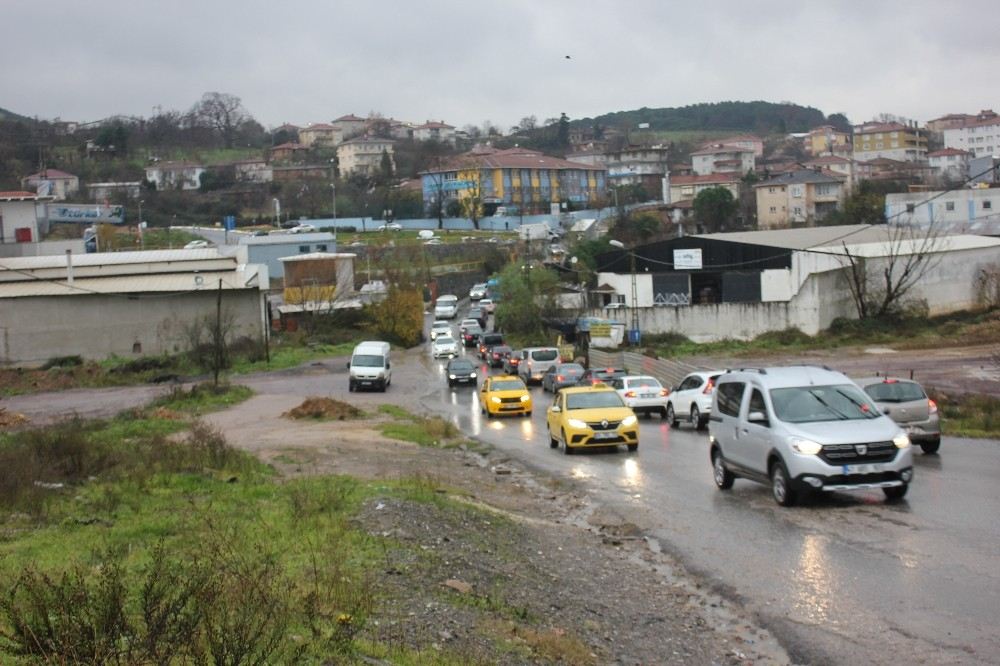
[0,290,264,366]
[0,200,38,244]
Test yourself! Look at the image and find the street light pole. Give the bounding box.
[330,181,337,246]
[138,199,144,249]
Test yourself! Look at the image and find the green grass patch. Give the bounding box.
[230,341,357,374]
[378,404,414,420]
[149,382,253,415]
[375,405,462,448]
[930,391,1000,439]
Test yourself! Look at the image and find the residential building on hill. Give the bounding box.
[926,113,978,134]
[565,149,608,168]
[942,111,1000,159]
[927,149,971,182]
[703,135,764,157]
[144,162,205,191]
[691,143,755,176]
[606,145,669,193]
[419,147,606,216]
[413,121,456,144]
[337,137,395,177]
[233,159,273,183]
[88,182,142,201]
[805,126,851,157]
[21,169,79,200]
[852,121,927,162]
[855,157,934,183]
[754,170,844,229]
[886,188,1000,233]
[270,142,309,163]
[802,155,855,188]
[667,173,741,205]
[331,114,368,140]
[298,123,343,148]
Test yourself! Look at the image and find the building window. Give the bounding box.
[794,207,802,216]
[946,201,955,211]
[299,245,309,252]
[769,206,777,214]
[906,204,915,213]
[316,244,328,252]
[985,201,993,210]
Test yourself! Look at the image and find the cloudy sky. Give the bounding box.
[3,0,998,130]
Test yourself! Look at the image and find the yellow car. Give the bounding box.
[480,375,533,418]
[546,385,638,453]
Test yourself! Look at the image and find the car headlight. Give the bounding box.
[790,437,822,455]
[621,415,637,427]
[470,372,477,378]
[448,374,456,379]
[490,396,501,404]
[893,433,911,449]
[567,418,588,429]
[520,394,530,402]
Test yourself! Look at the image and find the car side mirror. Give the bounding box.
[748,411,769,425]
[386,361,390,369]
[346,362,351,369]
[550,405,561,413]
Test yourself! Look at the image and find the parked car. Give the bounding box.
[480,375,532,418]
[469,283,488,300]
[487,344,513,368]
[576,367,627,387]
[477,332,505,359]
[429,320,452,341]
[610,375,670,418]
[431,334,459,359]
[434,294,459,319]
[516,347,561,385]
[289,223,317,234]
[546,385,638,454]
[479,298,496,314]
[857,377,941,454]
[665,371,722,430]
[541,363,585,393]
[709,366,914,506]
[445,357,478,387]
[183,240,210,249]
[378,222,403,231]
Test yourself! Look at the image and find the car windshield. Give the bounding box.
[437,296,457,303]
[464,326,483,336]
[558,364,584,374]
[863,381,926,403]
[491,379,525,391]
[352,354,384,367]
[566,392,625,409]
[433,322,450,329]
[483,335,503,345]
[531,349,558,361]
[770,384,880,423]
[449,360,474,372]
[436,336,454,344]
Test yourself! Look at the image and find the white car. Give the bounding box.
[469,283,487,300]
[610,375,670,418]
[431,335,459,359]
[666,371,723,430]
[479,298,496,314]
[434,295,459,319]
[429,320,452,341]
[378,222,403,231]
[289,224,317,234]
[183,240,210,249]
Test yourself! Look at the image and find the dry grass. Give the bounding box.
[284,397,364,421]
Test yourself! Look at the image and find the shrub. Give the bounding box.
[40,355,83,370]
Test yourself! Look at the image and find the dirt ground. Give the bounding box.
[201,395,790,664]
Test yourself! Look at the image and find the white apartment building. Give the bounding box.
[927,149,971,182]
[336,137,395,177]
[690,143,755,176]
[943,114,1000,159]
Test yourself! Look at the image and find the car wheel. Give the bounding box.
[660,407,668,419]
[770,460,797,507]
[562,430,573,455]
[689,405,701,429]
[884,484,909,501]
[448,380,454,388]
[524,411,532,418]
[666,403,677,427]
[348,381,355,392]
[920,438,941,454]
[548,427,559,448]
[627,443,638,452]
[712,450,735,490]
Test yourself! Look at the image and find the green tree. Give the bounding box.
[557,113,570,148]
[494,263,560,345]
[378,149,393,183]
[692,187,738,233]
[611,212,660,245]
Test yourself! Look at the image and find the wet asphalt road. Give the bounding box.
[410,341,1000,665]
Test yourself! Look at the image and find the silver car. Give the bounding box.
[431,335,459,359]
[709,366,914,506]
[857,377,941,454]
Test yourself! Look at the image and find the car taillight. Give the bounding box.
[703,379,715,395]
[928,398,938,415]
[660,388,669,396]
[556,375,564,382]
[624,391,636,398]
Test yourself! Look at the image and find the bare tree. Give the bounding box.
[191,92,250,149]
[839,224,943,320]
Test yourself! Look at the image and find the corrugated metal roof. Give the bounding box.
[695,224,1000,253]
[279,252,356,262]
[0,249,225,270]
[0,267,262,298]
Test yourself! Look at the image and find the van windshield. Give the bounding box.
[531,349,558,361]
[770,384,879,423]
[352,354,385,367]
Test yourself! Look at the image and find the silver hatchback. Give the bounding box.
[856,377,941,454]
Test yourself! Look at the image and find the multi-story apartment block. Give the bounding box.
[336,137,395,177]
[419,147,606,216]
[754,170,844,229]
[802,155,855,187]
[667,173,741,204]
[886,188,999,231]
[942,111,1000,160]
[927,149,971,182]
[298,123,343,148]
[606,145,669,192]
[413,121,456,144]
[852,121,927,162]
[805,126,851,156]
[691,143,755,176]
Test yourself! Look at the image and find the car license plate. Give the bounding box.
[641,393,656,399]
[842,464,881,474]
[593,432,618,441]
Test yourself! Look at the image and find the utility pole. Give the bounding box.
[214,279,223,387]
[331,181,337,246]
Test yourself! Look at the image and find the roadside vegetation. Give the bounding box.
[928,391,1000,439]
[376,404,465,448]
[645,308,1000,358]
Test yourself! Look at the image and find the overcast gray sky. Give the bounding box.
[4,0,998,130]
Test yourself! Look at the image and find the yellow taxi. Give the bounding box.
[479,375,532,418]
[546,385,638,453]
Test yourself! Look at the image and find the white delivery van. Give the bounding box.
[348,341,392,392]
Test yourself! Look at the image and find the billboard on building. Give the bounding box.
[47,204,125,224]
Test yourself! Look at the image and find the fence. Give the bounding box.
[588,349,704,389]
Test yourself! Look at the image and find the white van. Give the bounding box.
[348,341,392,392]
[516,347,561,385]
[417,229,436,240]
[434,294,459,319]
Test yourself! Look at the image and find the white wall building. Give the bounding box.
[412,121,456,144]
[690,143,755,176]
[943,114,1000,159]
[337,137,395,177]
[0,191,40,244]
[927,149,971,182]
[144,162,206,191]
[885,188,1000,233]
